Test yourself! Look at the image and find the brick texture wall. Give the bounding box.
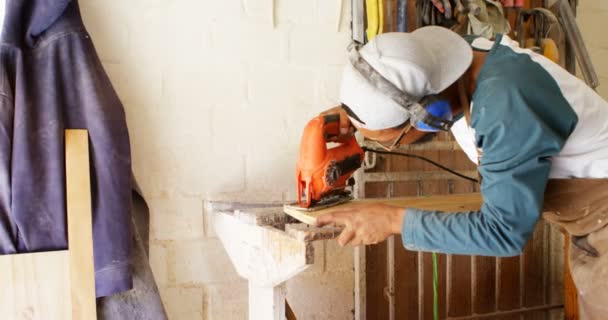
[578,0,608,99]
[80,0,354,319]
[78,0,606,319]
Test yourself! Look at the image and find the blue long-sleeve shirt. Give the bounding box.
[401,35,578,256]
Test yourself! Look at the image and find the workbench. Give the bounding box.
[210,202,341,320]
[212,186,587,319]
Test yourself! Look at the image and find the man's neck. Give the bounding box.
[466,50,488,96]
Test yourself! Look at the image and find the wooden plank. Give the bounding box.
[447,255,472,317]
[0,251,72,320]
[472,256,497,315]
[394,242,419,319]
[284,193,484,225]
[65,129,96,320]
[563,234,579,320]
[523,224,548,320]
[366,243,389,320]
[496,256,521,320]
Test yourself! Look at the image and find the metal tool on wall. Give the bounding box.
[416,0,467,30]
[515,8,561,62]
[352,0,366,43]
[397,0,408,31]
[558,0,599,88]
[366,0,384,40]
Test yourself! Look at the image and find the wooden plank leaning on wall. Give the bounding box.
[0,130,96,320]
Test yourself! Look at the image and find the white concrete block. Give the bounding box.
[149,243,170,285]
[209,22,287,64]
[324,240,354,272]
[80,1,129,64]
[206,282,248,320]
[316,0,351,31]
[170,238,242,285]
[205,0,246,22]
[242,0,274,26]
[209,104,250,154]
[577,11,608,49]
[286,271,354,320]
[162,71,215,111]
[178,149,247,195]
[87,5,166,108]
[578,0,608,11]
[288,26,350,66]
[149,197,204,241]
[275,0,315,25]
[159,285,205,320]
[316,65,345,107]
[160,1,214,73]
[245,150,295,195]
[588,47,608,79]
[246,63,317,107]
[132,146,182,199]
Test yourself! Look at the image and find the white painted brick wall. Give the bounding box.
[578,1,608,99]
[79,0,607,318]
[160,286,205,320]
[81,0,355,319]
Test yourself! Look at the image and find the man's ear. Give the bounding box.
[399,128,432,145]
[439,81,463,115]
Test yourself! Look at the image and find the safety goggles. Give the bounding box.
[373,122,413,151]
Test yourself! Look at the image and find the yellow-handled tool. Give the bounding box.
[366,0,384,41]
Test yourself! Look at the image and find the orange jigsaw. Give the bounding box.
[295,114,364,209]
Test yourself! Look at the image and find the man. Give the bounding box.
[316,26,608,318]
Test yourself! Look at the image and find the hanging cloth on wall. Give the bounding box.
[0,0,132,298]
[466,0,511,39]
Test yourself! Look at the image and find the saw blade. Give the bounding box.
[284,194,353,212]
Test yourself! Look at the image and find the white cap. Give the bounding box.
[340,26,473,130]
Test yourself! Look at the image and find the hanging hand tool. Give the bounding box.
[366,0,384,41]
[397,0,408,32]
[515,7,560,63]
[352,0,366,44]
[558,0,599,88]
[442,0,453,19]
[418,0,459,28]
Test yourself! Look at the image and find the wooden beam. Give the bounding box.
[563,234,579,320]
[284,193,484,225]
[65,130,96,320]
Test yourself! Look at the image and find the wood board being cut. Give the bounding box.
[284,193,484,225]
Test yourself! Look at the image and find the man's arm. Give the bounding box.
[401,81,577,256]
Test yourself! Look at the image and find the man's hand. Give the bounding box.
[319,106,354,138]
[316,203,406,247]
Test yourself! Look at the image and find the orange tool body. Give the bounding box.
[295,115,364,209]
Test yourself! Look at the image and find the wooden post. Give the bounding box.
[563,234,579,320]
[248,284,286,320]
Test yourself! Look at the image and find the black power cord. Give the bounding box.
[361,147,480,183]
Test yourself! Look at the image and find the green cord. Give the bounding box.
[432,252,439,320]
